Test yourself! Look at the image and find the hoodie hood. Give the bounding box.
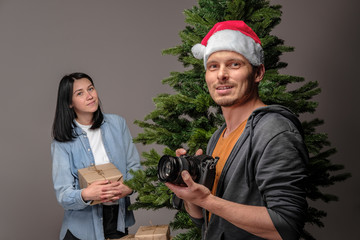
[245,105,304,186]
[249,105,304,137]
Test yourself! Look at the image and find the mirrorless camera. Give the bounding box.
[157,154,218,209]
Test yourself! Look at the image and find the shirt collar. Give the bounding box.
[72,117,107,136]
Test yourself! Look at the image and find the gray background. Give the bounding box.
[0,0,358,239]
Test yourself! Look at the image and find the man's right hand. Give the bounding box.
[175,148,203,157]
[166,148,206,219]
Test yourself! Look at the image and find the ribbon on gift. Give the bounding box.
[87,163,123,183]
[88,163,107,181]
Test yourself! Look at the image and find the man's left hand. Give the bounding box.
[165,170,211,207]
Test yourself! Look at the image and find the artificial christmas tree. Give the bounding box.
[125,1,351,239]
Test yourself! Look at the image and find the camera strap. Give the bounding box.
[172,194,183,210]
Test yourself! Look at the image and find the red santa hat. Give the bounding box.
[191,20,264,68]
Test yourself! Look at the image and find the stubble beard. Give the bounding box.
[209,67,260,108]
[215,97,241,107]
[212,85,258,108]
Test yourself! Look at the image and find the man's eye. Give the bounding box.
[230,62,240,68]
[208,64,218,70]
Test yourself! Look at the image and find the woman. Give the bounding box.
[51,72,141,240]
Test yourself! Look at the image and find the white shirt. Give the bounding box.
[76,121,117,205]
[76,121,110,165]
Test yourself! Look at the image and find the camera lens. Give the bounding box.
[158,155,203,185]
[164,161,172,177]
[158,155,183,184]
[160,157,178,180]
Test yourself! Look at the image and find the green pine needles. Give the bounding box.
[125,1,351,239]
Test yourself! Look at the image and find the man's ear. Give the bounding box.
[254,64,265,83]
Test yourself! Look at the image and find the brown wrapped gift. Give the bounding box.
[134,225,170,240]
[78,163,123,205]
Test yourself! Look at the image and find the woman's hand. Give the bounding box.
[103,181,133,202]
[81,180,133,203]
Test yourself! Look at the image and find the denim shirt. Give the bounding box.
[51,114,141,240]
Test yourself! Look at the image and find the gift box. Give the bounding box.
[78,163,123,205]
[134,225,170,240]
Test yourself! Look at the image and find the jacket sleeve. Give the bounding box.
[255,129,308,240]
[51,141,90,210]
[117,116,142,180]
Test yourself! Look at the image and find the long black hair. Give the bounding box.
[52,72,104,142]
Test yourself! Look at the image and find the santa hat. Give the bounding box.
[191,20,264,68]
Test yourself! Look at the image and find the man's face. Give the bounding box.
[205,51,262,107]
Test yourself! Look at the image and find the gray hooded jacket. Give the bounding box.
[194,105,308,240]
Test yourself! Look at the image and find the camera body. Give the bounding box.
[157,154,218,209]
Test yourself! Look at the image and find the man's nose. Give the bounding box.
[218,65,229,82]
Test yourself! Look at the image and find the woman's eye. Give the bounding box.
[77,92,83,96]
[88,87,94,91]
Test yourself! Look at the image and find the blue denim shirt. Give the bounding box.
[51,114,141,240]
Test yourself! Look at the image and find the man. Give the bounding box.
[165,21,308,240]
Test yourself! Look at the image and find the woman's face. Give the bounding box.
[70,78,99,118]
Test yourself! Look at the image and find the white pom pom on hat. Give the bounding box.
[191,20,264,68]
[191,43,206,59]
